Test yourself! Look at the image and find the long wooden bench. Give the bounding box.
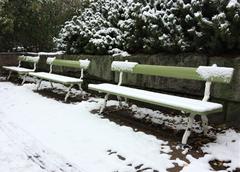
[88,61,234,145]
[29,57,90,102]
[2,55,40,84]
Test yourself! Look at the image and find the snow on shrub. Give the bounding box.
[86,27,124,54]
[54,0,240,55]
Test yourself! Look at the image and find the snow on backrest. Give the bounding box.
[79,59,90,70]
[46,57,56,65]
[196,64,234,83]
[18,55,40,63]
[111,61,138,72]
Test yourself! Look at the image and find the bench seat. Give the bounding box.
[2,55,40,85]
[2,66,35,74]
[29,72,82,84]
[88,83,223,115]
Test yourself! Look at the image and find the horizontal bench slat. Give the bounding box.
[134,65,202,81]
[134,65,233,83]
[29,72,82,84]
[2,66,35,73]
[88,83,223,115]
[46,58,90,69]
[51,59,81,68]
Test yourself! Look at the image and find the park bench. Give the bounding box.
[2,55,40,85]
[88,61,234,145]
[29,57,90,102]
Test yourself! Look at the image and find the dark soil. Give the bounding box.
[0,72,24,85]
[35,88,89,103]
[92,106,236,172]
[92,107,207,171]
[209,160,231,171]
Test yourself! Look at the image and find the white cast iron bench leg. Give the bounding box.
[36,79,42,90]
[64,84,74,102]
[21,73,28,85]
[7,71,12,80]
[182,114,196,145]
[100,93,109,114]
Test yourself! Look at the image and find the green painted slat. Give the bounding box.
[52,59,80,68]
[132,64,232,83]
[133,64,201,80]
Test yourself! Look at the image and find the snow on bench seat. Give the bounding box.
[29,72,82,84]
[88,83,223,115]
[2,66,35,74]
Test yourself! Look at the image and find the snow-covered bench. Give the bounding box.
[2,55,40,84]
[29,57,90,102]
[88,61,234,145]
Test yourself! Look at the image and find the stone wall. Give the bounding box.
[1,53,239,125]
[0,53,19,67]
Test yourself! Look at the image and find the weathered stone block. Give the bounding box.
[225,102,240,123]
[0,53,18,68]
[210,56,240,102]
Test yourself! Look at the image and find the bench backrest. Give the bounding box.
[46,57,90,79]
[111,61,234,84]
[46,57,90,70]
[18,55,40,70]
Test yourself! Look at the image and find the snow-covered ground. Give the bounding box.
[0,80,239,172]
